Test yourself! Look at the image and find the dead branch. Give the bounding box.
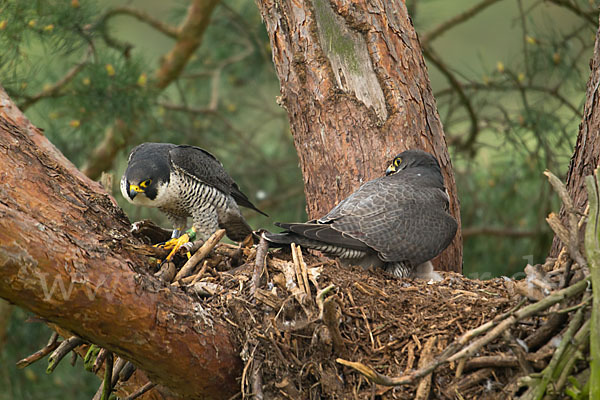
[252,236,269,299]
[122,382,156,400]
[47,336,85,373]
[16,332,60,369]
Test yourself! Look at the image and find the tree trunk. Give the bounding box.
[256,0,462,272]
[0,87,241,399]
[551,15,600,256]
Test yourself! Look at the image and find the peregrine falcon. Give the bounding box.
[262,150,457,279]
[121,143,266,256]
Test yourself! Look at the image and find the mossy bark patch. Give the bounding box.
[312,0,387,122]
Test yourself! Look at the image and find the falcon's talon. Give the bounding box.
[164,233,190,261]
[162,236,187,249]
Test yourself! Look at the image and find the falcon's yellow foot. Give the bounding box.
[163,233,190,261]
[157,228,197,261]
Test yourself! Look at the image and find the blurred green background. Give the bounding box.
[0,0,597,398]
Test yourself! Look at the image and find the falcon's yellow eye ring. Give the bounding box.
[140,179,152,188]
[394,158,402,167]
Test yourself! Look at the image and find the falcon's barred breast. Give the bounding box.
[262,149,458,279]
[121,142,266,243]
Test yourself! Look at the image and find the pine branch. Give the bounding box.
[101,6,179,38]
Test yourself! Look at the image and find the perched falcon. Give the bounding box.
[121,143,266,255]
[262,150,457,279]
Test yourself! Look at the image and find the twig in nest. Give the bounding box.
[522,293,590,399]
[122,382,157,400]
[503,330,533,374]
[444,368,494,397]
[524,312,567,351]
[559,259,574,289]
[93,348,108,374]
[360,308,375,350]
[70,350,77,366]
[337,351,449,387]
[178,261,210,286]
[251,358,264,400]
[241,345,257,396]
[119,361,136,382]
[16,332,60,369]
[415,336,437,400]
[111,357,127,386]
[322,296,346,356]
[280,258,308,302]
[448,276,590,362]
[46,336,84,373]
[464,353,549,371]
[316,285,336,319]
[252,236,269,300]
[173,229,225,282]
[291,243,311,296]
[545,170,587,268]
[353,281,388,298]
[154,261,176,283]
[554,318,591,393]
[189,261,210,285]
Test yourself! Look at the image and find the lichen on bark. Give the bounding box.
[312,0,387,122]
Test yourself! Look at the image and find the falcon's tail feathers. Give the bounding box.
[221,217,253,242]
[261,229,367,259]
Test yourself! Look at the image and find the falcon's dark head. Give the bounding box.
[385,149,442,177]
[120,143,172,206]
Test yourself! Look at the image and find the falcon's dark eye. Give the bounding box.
[394,158,402,167]
[140,179,152,188]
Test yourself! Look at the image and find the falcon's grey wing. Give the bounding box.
[168,145,267,216]
[168,145,234,194]
[325,170,457,266]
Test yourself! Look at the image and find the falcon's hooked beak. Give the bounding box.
[129,184,144,199]
[386,157,405,176]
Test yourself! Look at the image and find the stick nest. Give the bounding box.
[152,231,585,400]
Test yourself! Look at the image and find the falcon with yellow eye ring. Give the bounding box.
[263,149,457,280]
[121,142,267,261]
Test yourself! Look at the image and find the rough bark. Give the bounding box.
[0,87,241,399]
[551,15,600,256]
[256,0,462,272]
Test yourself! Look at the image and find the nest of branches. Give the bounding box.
[17,172,599,400]
[184,241,589,399]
